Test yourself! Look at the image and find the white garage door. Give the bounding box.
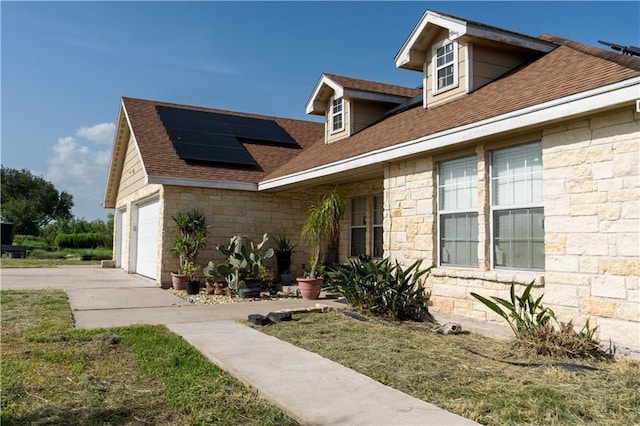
[135,199,159,279]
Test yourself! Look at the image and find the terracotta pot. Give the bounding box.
[171,272,188,290]
[297,277,323,300]
[206,282,226,295]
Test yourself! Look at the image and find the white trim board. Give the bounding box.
[147,176,258,191]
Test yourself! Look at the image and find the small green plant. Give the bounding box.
[471,281,555,336]
[257,265,275,284]
[326,256,433,322]
[274,234,297,254]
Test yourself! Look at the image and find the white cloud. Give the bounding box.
[44,123,115,220]
[76,122,116,145]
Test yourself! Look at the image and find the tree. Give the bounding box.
[0,166,74,235]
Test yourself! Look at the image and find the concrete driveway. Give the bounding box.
[1,266,346,329]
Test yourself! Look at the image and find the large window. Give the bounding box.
[491,143,544,270]
[438,156,478,267]
[331,98,344,132]
[433,40,457,92]
[350,194,384,258]
[350,197,366,257]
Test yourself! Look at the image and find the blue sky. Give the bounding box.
[2,1,638,221]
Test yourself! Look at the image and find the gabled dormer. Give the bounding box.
[395,10,556,108]
[306,73,421,143]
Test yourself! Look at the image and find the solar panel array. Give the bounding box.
[156,106,297,166]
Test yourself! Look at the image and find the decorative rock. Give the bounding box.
[101,260,115,268]
[267,311,292,322]
[247,314,272,326]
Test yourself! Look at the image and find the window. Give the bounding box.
[433,40,457,93]
[350,197,366,257]
[438,156,478,267]
[372,194,384,258]
[491,143,544,270]
[331,98,344,132]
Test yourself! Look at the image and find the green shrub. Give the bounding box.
[326,256,433,322]
[54,232,110,249]
[41,217,113,248]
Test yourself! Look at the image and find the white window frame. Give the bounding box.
[437,155,479,268]
[350,196,367,257]
[372,193,384,258]
[432,39,458,94]
[490,142,544,271]
[331,97,344,133]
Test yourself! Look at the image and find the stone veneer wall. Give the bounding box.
[161,185,319,287]
[385,107,640,351]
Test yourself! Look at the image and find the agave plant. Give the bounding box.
[326,255,433,322]
[471,281,556,336]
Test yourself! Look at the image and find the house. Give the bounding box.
[104,10,640,352]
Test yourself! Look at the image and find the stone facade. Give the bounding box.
[383,107,640,352]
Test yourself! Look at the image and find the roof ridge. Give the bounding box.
[122,96,322,125]
[323,73,420,92]
[540,34,640,71]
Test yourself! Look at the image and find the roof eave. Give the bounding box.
[305,74,344,115]
[102,101,131,209]
[395,9,556,71]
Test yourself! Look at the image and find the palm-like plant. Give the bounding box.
[301,189,346,278]
[171,209,207,276]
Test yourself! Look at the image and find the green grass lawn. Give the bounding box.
[259,311,640,426]
[1,290,298,425]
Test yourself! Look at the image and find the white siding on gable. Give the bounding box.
[117,135,147,202]
[472,44,533,91]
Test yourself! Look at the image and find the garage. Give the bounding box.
[134,199,160,279]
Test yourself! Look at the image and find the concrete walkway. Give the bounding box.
[2,266,480,425]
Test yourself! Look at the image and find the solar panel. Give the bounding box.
[156,105,298,167]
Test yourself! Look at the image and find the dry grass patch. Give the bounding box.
[259,311,640,426]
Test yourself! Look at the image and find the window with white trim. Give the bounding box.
[350,197,366,257]
[433,40,457,93]
[438,156,478,267]
[491,142,544,270]
[372,193,384,258]
[331,98,344,132]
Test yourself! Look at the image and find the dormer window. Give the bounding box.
[331,98,344,132]
[433,40,457,93]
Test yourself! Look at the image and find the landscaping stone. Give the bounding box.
[247,314,272,326]
[267,311,292,322]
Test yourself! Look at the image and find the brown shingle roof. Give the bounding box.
[266,41,640,181]
[123,98,324,184]
[324,73,422,98]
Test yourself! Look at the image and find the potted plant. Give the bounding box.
[299,189,346,299]
[184,261,201,295]
[204,233,274,298]
[170,209,207,290]
[274,234,297,284]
